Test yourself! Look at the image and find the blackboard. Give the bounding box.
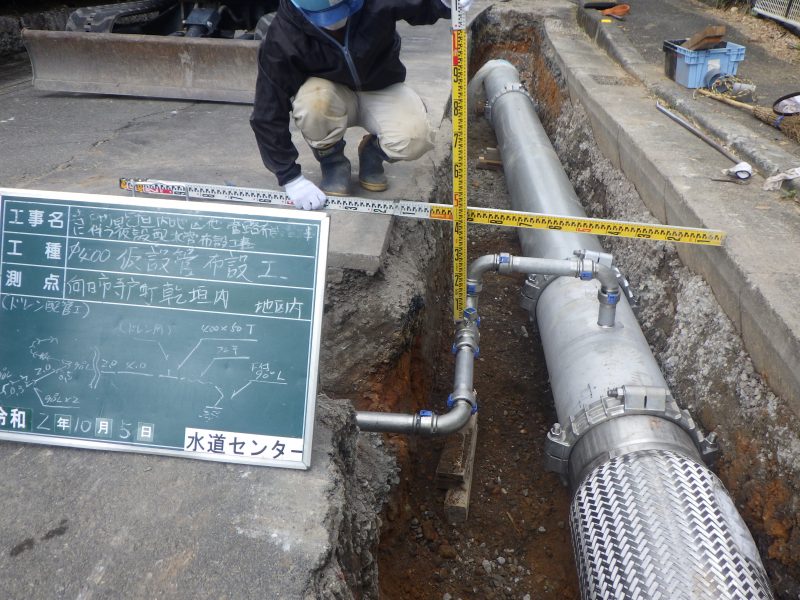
[0,188,329,469]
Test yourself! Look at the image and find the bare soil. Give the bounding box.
[376,176,579,600]
[375,41,579,598]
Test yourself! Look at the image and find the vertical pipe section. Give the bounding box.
[478,59,773,599]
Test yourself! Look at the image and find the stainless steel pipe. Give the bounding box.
[477,58,773,599]
[355,252,618,434]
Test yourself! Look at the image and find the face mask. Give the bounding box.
[324,16,348,30]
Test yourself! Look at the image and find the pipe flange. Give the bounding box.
[485,82,533,124]
[544,385,719,475]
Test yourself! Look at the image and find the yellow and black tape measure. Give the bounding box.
[119,178,726,246]
[451,8,469,322]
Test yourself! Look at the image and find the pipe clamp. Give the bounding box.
[544,385,719,475]
[447,392,478,414]
[485,82,533,124]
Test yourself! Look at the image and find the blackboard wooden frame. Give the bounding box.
[0,188,329,469]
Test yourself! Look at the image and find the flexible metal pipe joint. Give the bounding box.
[476,58,774,599]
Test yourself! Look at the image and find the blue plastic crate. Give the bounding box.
[662,39,746,89]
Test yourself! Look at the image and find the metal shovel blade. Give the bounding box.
[21,30,259,104]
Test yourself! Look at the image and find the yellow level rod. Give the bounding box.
[119,178,727,246]
[429,206,725,245]
[451,23,469,322]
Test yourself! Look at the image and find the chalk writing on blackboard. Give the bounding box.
[0,189,329,469]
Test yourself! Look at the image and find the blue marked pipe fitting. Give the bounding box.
[419,409,433,417]
[579,269,593,281]
[607,291,620,305]
[463,307,481,327]
[498,253,511,264]
[447,395,479,414]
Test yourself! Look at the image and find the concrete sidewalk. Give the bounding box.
[0,15,452,599]
[560,0,800,409]
[577,0,800,189]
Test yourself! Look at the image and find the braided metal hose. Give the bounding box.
[571,450,773,599]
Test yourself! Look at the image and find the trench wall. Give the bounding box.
[468,9,800,597]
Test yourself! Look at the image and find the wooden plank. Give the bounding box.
[682,25,726,51]
[437,414,478,523]
[477,147,503,171]
[436,412,477,486]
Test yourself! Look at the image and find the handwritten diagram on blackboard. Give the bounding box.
[0,188,329,469]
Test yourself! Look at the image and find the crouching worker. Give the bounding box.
[250,0,471,210]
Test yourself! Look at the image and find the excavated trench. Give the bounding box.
[360,10,800,600]
[2,4,798,599]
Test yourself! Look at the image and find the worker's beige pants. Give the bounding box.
[292,77,435,161]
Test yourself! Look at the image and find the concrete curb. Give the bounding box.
[542,3,800,415]
[575,6,800,193]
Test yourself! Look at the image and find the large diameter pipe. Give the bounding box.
[480,60,671,472]
[478,59,773,598]
[481,60,601,261]
[536,276,661,435]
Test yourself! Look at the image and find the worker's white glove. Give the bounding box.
[285,175,326,210]
[440,0,473,11]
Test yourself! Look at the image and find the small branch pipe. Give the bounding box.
[476,58,773,598]
[356,251,621,435]
[468,253,620,327]
[356,290,480,435]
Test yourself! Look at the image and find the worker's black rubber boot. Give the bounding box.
[312,139,351,196]
[358,134,389,192]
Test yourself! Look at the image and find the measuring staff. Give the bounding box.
[450,0,469,322]
[120,178,726,246]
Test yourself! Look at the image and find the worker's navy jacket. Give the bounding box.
[250,0,450,186]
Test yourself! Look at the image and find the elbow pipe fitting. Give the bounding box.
[594,263,620,328]
[470,253,621,327]
[354,398,474,435]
